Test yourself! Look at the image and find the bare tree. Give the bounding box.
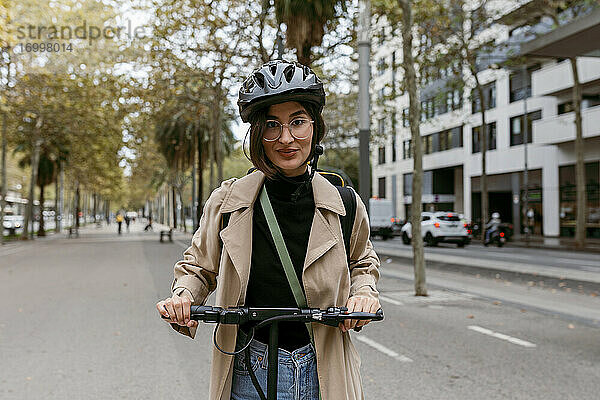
[399,0,427,296]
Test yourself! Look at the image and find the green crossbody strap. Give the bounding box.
[259,186,315,343]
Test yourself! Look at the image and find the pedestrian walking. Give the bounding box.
[125,214,130,232]
[144,215,153,231]
[116,213,123,235]
[157,60,381,400]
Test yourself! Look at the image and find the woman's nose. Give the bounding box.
[278,125,294,144]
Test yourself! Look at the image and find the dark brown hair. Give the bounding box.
[246,100,326,179]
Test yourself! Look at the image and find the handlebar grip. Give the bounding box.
[190,305,219,314]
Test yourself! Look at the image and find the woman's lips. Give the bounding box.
[277,149,298,158]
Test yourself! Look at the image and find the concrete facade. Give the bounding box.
[370,5,600,238]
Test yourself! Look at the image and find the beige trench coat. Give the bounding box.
[170,170,380,400]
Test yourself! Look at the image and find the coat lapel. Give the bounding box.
[218,171,265,304]
[219,206,253,303]
[303,173,347,270]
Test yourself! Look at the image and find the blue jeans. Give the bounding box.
[230,332,320,400]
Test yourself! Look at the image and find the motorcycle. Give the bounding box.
[484,226,508,247]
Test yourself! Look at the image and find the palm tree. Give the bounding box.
[155,117,196,231]
[34,153,57,236]
[274,0,347,65]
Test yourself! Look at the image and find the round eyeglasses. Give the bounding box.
[263,118,314,142]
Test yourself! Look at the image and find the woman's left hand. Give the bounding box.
[339,295,381,332]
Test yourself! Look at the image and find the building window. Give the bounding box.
[402,108,410,127]
[378,118,385,135]
[378,177,387,198]
[403,139,412,159]
[558,95,600,114]
[379,27,385,46]
[510,110,542,146]
[403,173,412,196]
[378,146,386,165]
[422,135,432,154]
[446,89,463,111]
[452,89,462,110]
[472,122,497,153]
[450,126,463,149]
[559,161,600,236]
[391,113,397,162]
[377,57,386,76]
[509,65,540,103]
[472,81,496,113]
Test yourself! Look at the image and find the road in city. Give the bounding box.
[1,222,599,399]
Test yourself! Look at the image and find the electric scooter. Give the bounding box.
[166,305,383,400]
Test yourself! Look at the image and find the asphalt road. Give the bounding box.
[373,237,600,272]
[1,223,598,399]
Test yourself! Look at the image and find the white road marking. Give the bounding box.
[484,251,533,260]
[354,335,413,362]
[468,325,536,348]
[378,295,405,306]
[555,258,600,267]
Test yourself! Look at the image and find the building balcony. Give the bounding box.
[532,58,600,97]
[533,105,600,145]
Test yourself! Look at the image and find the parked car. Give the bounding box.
[3,215,24,235]
[369,198,394,240]
[401,211,470,247]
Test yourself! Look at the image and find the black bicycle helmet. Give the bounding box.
[238,60,325,123]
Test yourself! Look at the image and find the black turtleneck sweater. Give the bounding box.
[241,171,314,351]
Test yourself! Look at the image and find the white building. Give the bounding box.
[370,2,600,238]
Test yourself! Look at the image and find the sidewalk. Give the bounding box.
[373,243,600,287]
[474,235,600,253]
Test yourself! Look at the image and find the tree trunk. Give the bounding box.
[171,186,178,229]
[75,183,80,228]
[38,184,46,236]
[0,94,6,244]
[54,171,59,233]
[93,193,97,223]
[399,0,427,296]
[105,200,110,224]
[473,71,488,240]
[209,114,215,190]
[58,162,64,232]
[192,132,197,231]
[298,42,312,66]
[1,52,10,244]
[215,84,224,185]
[196,131,203,229]
[571,57,586,248]
[22,137,42,240]
[178,188,186,233]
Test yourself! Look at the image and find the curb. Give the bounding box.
[373,245,600,286]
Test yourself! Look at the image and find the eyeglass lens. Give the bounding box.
[264,119,312,141]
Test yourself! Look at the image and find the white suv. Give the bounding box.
[401,212,470,247]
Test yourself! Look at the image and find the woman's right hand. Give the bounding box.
[156,294,198,328]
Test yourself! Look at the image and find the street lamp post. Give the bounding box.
[522,65,530,246]
[358,0,371,211]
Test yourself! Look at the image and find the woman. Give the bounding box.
[156,60,380,400]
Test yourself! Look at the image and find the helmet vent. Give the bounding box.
[270,64,277,76]
[254,72,265,89]
[283,65,295,83]
[303,66,310,79]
